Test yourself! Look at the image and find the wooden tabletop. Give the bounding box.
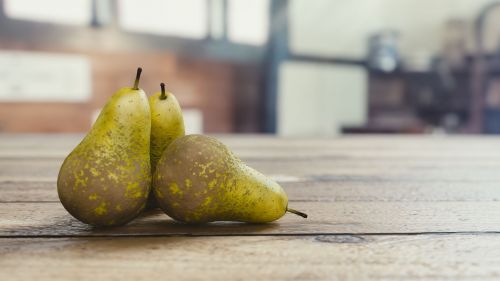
[1,134,500,280]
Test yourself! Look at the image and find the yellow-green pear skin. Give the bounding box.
[149,84,185,174]
[146,84,185,209]
[153,135,291,223]
[57,69,151,227]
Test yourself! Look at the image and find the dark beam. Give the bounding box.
[221,0,228,41]
[468,1,500,133]
[0,0,5,22]
[206,0,214,40]
[263,0,289,133]
[290,54,367,67]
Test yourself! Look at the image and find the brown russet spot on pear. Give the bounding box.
[153,134,307,223]
[57,68,151,227]
[146,82,185,209]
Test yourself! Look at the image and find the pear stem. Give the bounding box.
[133,67,142,90]
[287,208,308,218]
[160,83,167,100]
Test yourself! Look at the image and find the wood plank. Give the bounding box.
[2,134,500,159]
[2,134,500,281]
[2,135,500,184]
[2,133,500,147]
[1,201,500,237]
[1,235,499,281]
[0,181,56,202]
[3,156,500,183]
[4,147,500,162]
[284,180,500,202]
[3,180,500,203]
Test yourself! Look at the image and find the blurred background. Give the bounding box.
[2,0,500,136]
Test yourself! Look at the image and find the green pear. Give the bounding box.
[153,134,307,223]
[57,68,151,227]
[149,83,185,171]
[146,83,185,209]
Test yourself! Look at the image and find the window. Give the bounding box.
[4,0,92,25]
[227,0,269,45]
[118,0,208,39]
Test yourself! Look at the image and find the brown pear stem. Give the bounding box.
[160,83,167,100]
[287,208,308,218]
[133,67,142,90]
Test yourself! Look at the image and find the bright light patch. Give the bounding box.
[227,0,269,45]
[118,0,208,39]
[4,0,91,25]
[0,51,91,102]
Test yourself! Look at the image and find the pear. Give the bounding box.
[146,83,185,209]
[153,134,307,223]
[149,83,185,171]
[57,68,151,227]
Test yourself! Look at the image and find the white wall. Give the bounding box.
[278,63,367,136]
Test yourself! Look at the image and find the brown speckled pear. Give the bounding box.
[146,83,185,209]
[153,134,307,223]
[57,68,151,227]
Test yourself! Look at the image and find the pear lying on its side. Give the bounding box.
[57,68,151,227]
[146,83,185,209]
[153,134,307,223]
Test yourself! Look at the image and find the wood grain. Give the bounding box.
[1,201,499,237]
[3,156,500,182]
[1,235,499,281]
[2,134,500,158]
[3,180,500,203]
[1,134,500,280]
